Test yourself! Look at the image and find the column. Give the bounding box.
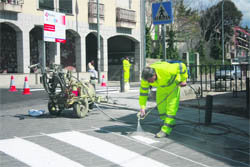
[134,41,140,82]
[75,35,86,72]
[17,30,30,73]
[38,40,44,66]
[102,37,108,72]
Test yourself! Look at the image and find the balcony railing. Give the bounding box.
[88,2,104,24]
[116,7,136,28]
[0,0,23,12]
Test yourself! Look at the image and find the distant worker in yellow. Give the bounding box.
[122,56,131,91]
[139,61,188,138]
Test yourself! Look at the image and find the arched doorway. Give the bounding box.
[86,33,98,71]
[108,35,138,81]
[30,27,42,72]
[0,23,17,73]
[30,26,56,72]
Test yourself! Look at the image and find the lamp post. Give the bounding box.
[222,0,225,65]
[161,0,166,61]
[140,0,146,68]
[97,0,101,82]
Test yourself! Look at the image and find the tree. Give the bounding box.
[199,0,242,59]
[145,26,153,58]
[166,25,179,60]
[174,0,201,51]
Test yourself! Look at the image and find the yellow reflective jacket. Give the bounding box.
[123,59,131,72]
[139,61,188,109]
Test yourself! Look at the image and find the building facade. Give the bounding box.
[227,26,250,64]
[0,0,143,81]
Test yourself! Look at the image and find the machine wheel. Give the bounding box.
[89,102,95,109]
[73,99,89,118]
[48,101,61,116]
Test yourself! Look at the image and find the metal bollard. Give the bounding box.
[120,68,124,92]
[205,95,213,125]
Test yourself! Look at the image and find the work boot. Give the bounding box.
[155,131,168,138]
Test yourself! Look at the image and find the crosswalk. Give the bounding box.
[1,128,246,167]
[0,130,169,167]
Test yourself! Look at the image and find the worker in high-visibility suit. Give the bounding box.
[123,56,131,91]
[139,61,188,138]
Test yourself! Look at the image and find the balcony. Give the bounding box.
[0,0,23,13]
[88,2,104,24]
[116,7,136,28]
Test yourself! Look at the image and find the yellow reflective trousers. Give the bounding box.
[156,83,180,135]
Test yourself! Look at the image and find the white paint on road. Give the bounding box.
[131,135,159,144]
[0,137,84,167]
[47,131,170,167]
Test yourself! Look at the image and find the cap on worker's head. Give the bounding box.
[141,67,155,80]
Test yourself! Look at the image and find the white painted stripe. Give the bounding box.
[48,131,169,167]
[94,126,211,167]
[30,88,44,92]
[131,135,159,144]
[0,137,84,167]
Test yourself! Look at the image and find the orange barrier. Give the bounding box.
[9,75,18,92]
[101,74,107,87]
[22,76,31,95]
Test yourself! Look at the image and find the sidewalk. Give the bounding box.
[99,83,249,166]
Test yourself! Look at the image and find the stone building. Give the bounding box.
[0,0,143,82]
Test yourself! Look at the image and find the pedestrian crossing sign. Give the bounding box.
[152,1,173,25]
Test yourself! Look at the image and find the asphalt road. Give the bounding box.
[0,88,249,167]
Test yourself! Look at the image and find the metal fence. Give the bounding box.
[187,64,250,97]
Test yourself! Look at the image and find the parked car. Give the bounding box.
[215,65,241,81]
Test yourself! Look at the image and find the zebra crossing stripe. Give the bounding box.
[47,131,170,167]
[131,135,159,144]
[0,137,84,167]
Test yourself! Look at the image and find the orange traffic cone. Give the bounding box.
[9,75,18,92]
[101,74,107,87]
[22,76,31,95]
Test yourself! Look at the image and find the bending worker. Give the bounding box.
[122,56,131,91]
[139,61,188,138]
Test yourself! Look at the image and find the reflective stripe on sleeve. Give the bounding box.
[179,63,186,74]
[141,87,149,90]
[140,93,148,96]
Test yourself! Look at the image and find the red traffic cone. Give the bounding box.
[101,74,107,87]
[9,75,17,92]
[22,76,31,95]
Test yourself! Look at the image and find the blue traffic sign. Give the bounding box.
[152,1,173,25]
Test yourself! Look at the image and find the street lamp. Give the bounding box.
[222,0,225,65]
[97,0,101,82]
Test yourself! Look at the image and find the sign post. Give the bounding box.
[152,1,173,61]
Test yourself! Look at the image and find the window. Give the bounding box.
[39,0,54,10]
[59,0,72,14]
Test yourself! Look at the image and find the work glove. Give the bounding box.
[137,108,146,120]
